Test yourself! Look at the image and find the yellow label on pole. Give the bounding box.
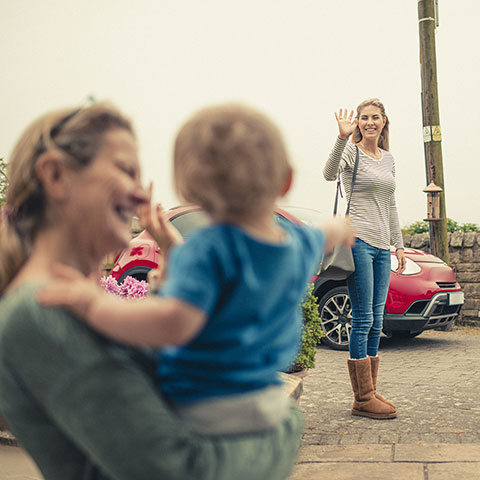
[432,125,442,141]
[423,126,432,142]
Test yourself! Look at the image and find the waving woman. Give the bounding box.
[323,98,406,420]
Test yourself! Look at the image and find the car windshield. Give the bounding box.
[169,210,210,239]
[169,206,328,239]
[279,206,327,227]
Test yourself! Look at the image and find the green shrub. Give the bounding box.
[460,223,480,232]
[402,220,429,235]
[287,284,324,372]
[402,218,480,235]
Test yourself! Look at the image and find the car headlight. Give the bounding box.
[390,256,422,275]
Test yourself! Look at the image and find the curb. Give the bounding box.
[289,443,480,480]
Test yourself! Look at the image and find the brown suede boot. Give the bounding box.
[347,358,396,419]
[369,356,397,411]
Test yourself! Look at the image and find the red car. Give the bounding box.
[111,206,464,350]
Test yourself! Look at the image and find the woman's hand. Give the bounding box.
[138,183,183,254]
[395,248,406,274]
[334,109,357,140]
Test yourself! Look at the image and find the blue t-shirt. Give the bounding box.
[157,221,325,405]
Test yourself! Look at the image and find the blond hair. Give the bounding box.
[173,103,292,220]
[352,98,390,151]
[0,102,133,294]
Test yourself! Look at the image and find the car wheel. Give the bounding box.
[316,286,351,351]
[118,267,152,283]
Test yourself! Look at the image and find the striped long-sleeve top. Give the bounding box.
[323,137,404,251]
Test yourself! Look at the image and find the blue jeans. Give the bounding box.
[347,238,391,359]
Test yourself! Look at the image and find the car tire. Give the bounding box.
[316,286,351,351]
[118,267,152,283]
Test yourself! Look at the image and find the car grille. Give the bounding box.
[436,282,456,289]
[429,303,461,316]
[426,313,458,328]
[405,300,429,315]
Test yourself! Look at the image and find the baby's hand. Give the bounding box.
[321,217,356,252]
[37,264,105,319]
[138,184,183,254]
[147,258,166,292]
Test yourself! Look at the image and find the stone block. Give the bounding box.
[464,232,476,247]
[450,232,464,248]
[458,248,474,261]
[457,317,480,327]
[448,251,461,264]
[465,282,480,293]
[461,309,478,318]
[411,233,429,249]
[456,271,480,283]
[453,262,478,272]
[402,234,412,247]
[463,298,477,310]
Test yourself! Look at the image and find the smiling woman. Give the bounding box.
[323,98,405,421]
[0,102,302,480]
[0,103,144,292]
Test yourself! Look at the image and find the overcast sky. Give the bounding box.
[1,0,478,226]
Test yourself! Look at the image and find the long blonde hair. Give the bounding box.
[0,102,133,294]
[351,98,390,151]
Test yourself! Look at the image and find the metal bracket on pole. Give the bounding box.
[418,0,439,27]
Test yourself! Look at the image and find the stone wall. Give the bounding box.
[402,232,480,326]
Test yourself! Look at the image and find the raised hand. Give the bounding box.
[334,108,357,140]
[138,183,183,254]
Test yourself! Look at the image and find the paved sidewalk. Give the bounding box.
[288,326,480,479]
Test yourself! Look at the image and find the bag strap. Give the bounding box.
[345,146,360,215]
[333,145,359,216]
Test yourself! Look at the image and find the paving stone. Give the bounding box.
[428,462,480,480]
[289,462,424,480]
[297,444,392,463]
[394,443,480,462]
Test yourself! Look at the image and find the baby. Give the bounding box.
[39,103,354,435]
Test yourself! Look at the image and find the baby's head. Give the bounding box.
[173,103,292,221]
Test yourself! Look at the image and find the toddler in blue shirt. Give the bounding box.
[39,103,354,436]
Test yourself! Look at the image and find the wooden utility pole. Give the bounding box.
[418,0,449,263]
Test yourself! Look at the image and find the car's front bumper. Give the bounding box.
[383,291,464,334]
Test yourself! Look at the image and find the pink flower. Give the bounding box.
[100,275,149,299]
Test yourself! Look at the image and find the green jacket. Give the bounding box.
[0,284,302,480]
